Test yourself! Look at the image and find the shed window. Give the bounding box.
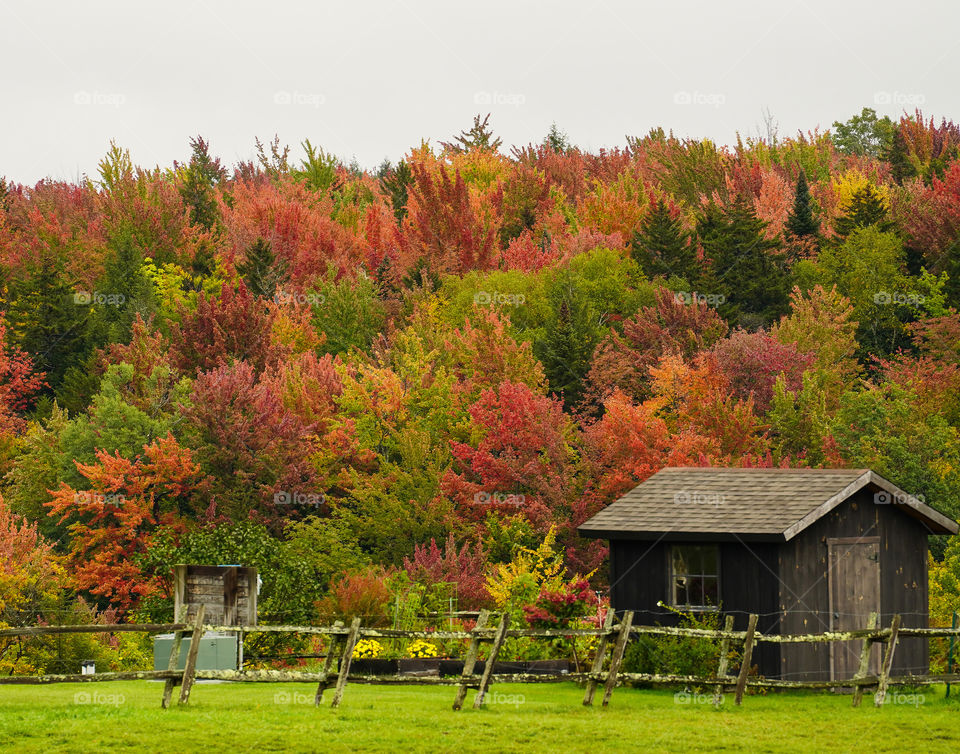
[670,545,719,609]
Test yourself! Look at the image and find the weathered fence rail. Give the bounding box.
[2,612,960,710]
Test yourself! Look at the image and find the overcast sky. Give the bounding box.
[1,0,957,183]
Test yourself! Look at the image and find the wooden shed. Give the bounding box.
[173,565,258,626]
[578,467,958,682]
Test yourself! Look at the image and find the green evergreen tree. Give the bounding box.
[534,275,600,407]
[696,196,790,327]
[543,122,571,153]
[885,127,917,186]
[441,113,502,154]
[785,171,820,239]
[236,238,288,300]
[88,232,157,348]
[3,257,91,394]
[379,160,413,222]
[833,185,895,240]
[178,136,225,230]
[630,198,697,281]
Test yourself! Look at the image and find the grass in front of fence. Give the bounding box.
[2,681,958,753]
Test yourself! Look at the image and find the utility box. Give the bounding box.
[153,632,239,671]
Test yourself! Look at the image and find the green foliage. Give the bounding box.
[831,107,895,157]
[443,114,502,154]
[294,140,341,194]
[785,171,820,239]
[832,184,895,240]
[630,198,698,281]
[621,606,734,679]
[829,383,960,550]
[236,238,288,300]
[284,514,368,590]
[177,136,225,230]
[696,196,789,327]
[309,267,386,356]
[379,160,413,222]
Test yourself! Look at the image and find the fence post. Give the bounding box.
[851,611,879,708]
[713,614,736,706]
[330,617,361,709]
[472,613,510,709]
[453,610,490,711]
[947,611,958,699]
[601,610,634,707]
[177,604,206,705]
[583,609,616,706]
[873,614,901,708]
[734,613,758,706]
[315,620,344,706]
[161,606,186,709]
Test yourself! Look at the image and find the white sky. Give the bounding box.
[1,0,957,183]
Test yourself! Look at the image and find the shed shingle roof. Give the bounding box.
[577,467,958,541]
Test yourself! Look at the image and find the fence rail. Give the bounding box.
[2,611,959,709]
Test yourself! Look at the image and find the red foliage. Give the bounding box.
[397,161,501,277]
[442,380,577,529]
[316,567,392,626]
[523,578,594,627]
[45,435,206,613]
[586,287,729,403]
[219,178,364,287]
[182,359,322,514]
[170,281,286,374]
[710,329,814,412]
[403,534,491,609]
[0,317,46,434]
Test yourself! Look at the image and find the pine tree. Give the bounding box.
[3,256,91,393]
[236,238,288,300]
[543,122,571,153]
[379,160,413,222]
[832,185,895,239]
[630,198,697,282]
[90,231,157,347]
[885,127,917,186]
[785,171,820,238]
[441,114,502,154]
[534,276,600,407]
[178,136,226,230]
[696,196,790,327]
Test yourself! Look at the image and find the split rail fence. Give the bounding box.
[2,606,959,710]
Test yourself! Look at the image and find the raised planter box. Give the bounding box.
[350,659,398,675]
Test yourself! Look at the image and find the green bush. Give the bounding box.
[622,606,735,679]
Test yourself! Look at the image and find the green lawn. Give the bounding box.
[1,680,958,753]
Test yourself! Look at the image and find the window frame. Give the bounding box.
[668,544,721,611]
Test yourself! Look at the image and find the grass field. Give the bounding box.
[1,680,958,753]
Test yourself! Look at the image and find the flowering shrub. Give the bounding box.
[352,639,384,659]
[523,578,594,628]
[405,639,439,658]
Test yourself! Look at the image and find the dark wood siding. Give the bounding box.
[608,539,781,677]
[778,489,929,681]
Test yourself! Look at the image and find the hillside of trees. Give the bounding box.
[3,108,960,670]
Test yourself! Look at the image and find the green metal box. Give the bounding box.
[152,632,238,671]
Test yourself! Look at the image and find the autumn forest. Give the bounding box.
[3,109,960,672]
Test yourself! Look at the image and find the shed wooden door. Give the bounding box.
[828,537,881,681]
